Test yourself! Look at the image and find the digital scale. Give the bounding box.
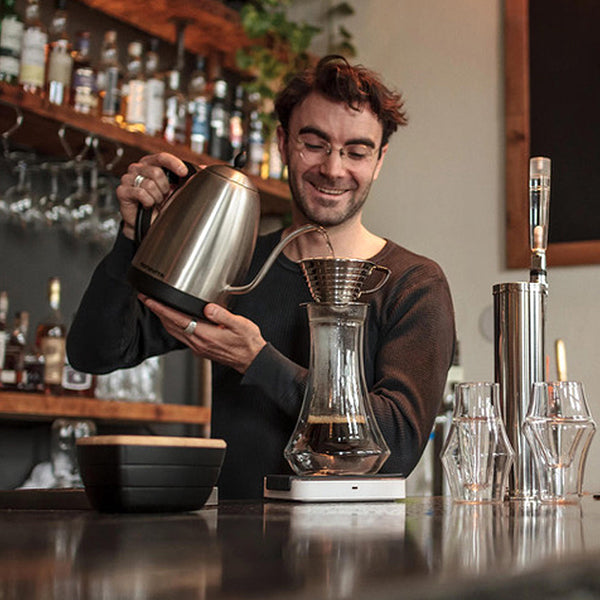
[263,474,405,502]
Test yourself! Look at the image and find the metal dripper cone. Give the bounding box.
[299,257,391,303]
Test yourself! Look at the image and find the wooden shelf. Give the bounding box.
[0,391,210,425]
[75,0,249,71]
[0,82,291,215]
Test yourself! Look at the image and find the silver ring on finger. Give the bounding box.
[183,320,197,336]
[133,174,146,188]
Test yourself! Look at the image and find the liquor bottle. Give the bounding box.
[228,84,244,163]
[62,315,95,397]
[18,0,47,95]
[162,22,187,145]
[0,0,24,84]
[70,31,96,114]
[144,38,164,137]
[46,0,72,106]
[22,322,44,392]
[0,291,8,384]
[268,133,283,180]
[208,71,230,160]
[188,55,210,154]
[246,98,265,177]
[119,41,146,133]
[96,30,121,122]
[1,311,27,389]
[36,277,66,395]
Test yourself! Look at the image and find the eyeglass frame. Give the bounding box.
[286,127,383,168]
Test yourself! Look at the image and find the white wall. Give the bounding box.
[295,0,600,491]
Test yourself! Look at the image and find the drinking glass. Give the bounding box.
[441,382,514,503]
[524,381,596,503]
[51,418,97,488]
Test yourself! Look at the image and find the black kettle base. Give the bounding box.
[128,266,209,318]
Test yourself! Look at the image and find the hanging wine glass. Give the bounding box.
[3,153,42,228]
[40,161,71,227]
[0,103,24,220]
[91,172,120,248]
[70,158,99,239]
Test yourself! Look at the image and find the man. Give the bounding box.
[67,56,456,499]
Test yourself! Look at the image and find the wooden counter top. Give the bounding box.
[1,496,600,599]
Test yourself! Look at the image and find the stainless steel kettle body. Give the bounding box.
[128,163,319,317]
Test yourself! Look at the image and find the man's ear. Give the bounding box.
[276,125,288,165]
[373,144,389,181]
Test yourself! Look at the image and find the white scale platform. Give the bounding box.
[263,474,405,502]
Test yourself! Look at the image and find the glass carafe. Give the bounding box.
[284,302,390,475]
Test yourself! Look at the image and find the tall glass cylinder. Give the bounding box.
[284,302,390,476]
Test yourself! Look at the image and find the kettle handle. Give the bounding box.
[134,160,198,245]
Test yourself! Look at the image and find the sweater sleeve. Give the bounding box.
[370,264,456,476]
[241,343,308,419]
[66,230,185,374]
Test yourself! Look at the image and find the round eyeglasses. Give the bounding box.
[292,134,378,167]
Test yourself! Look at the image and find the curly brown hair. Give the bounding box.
[274,55,408,148]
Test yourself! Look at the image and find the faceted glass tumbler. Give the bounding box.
[524,381,596,503]
[441,382,515,503]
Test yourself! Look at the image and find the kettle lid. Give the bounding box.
[206,164,259,193]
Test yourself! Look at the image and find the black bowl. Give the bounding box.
[76,435,226,513]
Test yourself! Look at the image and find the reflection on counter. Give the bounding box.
[1,498,600,600]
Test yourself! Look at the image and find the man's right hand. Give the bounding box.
[116,152,190,240]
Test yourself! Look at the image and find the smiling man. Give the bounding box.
[67,56,456,499]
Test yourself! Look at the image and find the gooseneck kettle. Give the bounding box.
[128,160,319,317]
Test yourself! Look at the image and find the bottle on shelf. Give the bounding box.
[162,21,188,145]
[62,315,95,397]
[228,84,244,164]
[188,55,210,154]
[0,291,8,383]
[119,40,146,133]
[0,0,24,84]
[18,0,47,95]
[36,277,67,395]
[208,64,231,161]
[22,320,44,393]
[70,30,96,114]
[246,94,265,177]
[46,0,72,106]
[144,38,164,137]
[1,311,27,389]
[96,29,121,123]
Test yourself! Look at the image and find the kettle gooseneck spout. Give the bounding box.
[225,224,324,295]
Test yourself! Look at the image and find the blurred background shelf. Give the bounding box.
[0,391,210,425]
[0,82,291,215]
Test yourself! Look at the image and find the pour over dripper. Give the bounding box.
[299,258,390,304]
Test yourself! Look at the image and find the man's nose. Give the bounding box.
[319,149,346,178]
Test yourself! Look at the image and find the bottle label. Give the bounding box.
[229,114,243,151]
[126,79,146,125]
[72,66,96,113]
[0,17,24,77]
[40,337,66,385]
[190,97,210,150]
[62,363,93,391]
[145,78,164,134]
[0,369,16,384]
[47,49,73,85]
[101,66,120,116]
[19,28,47,86]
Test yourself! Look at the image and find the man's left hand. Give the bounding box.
[139,295,267,373]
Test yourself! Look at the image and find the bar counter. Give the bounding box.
[2,496,600,599]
